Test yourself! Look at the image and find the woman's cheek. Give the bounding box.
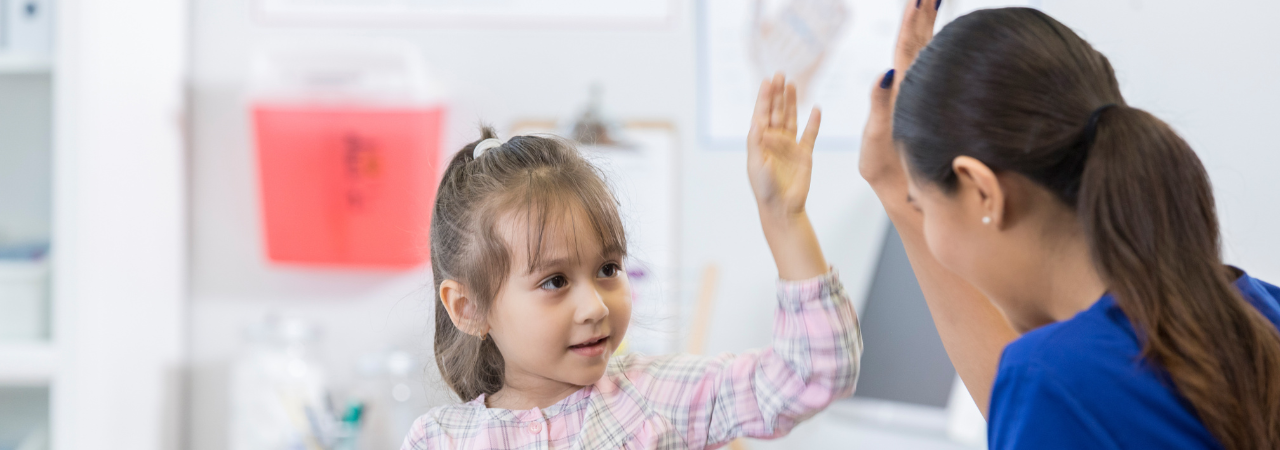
[923,213,965,274]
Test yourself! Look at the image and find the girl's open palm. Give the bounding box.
[748,73,822,219]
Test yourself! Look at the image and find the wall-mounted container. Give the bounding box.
[250,41,443,269]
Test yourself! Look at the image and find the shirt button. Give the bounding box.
[527,422,542,434]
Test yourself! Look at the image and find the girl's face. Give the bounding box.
[486,210,632,391]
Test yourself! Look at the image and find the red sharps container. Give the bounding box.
[250,42,443,269]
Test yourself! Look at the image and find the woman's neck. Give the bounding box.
[1022,220,1108,330]
[1040,238,1108,323]
[485,369,585,410]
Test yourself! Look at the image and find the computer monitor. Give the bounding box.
[828,223,986,444]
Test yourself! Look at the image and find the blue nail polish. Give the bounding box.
[936,0,942,9]
[880,69,896,89]
[916,0,922,8]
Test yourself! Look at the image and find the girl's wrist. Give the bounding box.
[758,210,828,280]
[757,205,806,231]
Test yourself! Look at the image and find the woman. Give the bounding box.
[858,3,1280,449]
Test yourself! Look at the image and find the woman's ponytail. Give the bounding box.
[1079,106,1280,450]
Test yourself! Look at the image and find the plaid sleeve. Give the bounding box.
[618,269,862,448]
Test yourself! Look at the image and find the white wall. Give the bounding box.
[1041,0,1280,281]
[52,0,188,449]
[187,0,1280,448]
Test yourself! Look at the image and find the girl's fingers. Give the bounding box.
[800,107,822,151]
[785,84,798,135]
[771,73,786,127]
[749,79,773,143]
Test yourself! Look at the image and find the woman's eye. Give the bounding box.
[539,275,568,291]
[597,263,622,278]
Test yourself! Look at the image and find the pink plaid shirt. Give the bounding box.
[402,270,861,449]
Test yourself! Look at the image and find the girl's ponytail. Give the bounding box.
[1079,106,1280,450]
[432,126,507,401]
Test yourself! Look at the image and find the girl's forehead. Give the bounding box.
[495,205,616,272]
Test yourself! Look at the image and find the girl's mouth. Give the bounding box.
[568,335,609,357]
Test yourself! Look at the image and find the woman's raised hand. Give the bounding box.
[854,1,1018,417]
[858,0,939,188]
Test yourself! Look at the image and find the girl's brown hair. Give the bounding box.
[430,127,626,401]
[894,8,1280,449]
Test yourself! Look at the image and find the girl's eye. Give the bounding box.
[539,275,569,291]
[597,262,622,278]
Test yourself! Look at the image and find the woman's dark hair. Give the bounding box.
[430,127,626,401]
[894,8,1280,449]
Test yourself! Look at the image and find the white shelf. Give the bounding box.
[0,342,57,386]
[0,56,54,74]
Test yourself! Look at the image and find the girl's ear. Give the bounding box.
[440,279,488,337]
[952,156,1006,228]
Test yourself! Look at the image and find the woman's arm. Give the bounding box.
[857,0,1019,417]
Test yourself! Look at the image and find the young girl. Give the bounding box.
[860,2,1280,449]
[403,76,861,449]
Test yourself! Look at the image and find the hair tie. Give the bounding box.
[473,138,505,158]
[1081,103,1118,152]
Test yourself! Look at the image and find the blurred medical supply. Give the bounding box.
[229,316,337,450]
[570,84,627,147]
[250,41,444,269]
[348,349,435,450]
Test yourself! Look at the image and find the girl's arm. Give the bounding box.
[746,74,827,281]
[857,0,1019,417]
[611,74,859,448]
[615,271,860,448]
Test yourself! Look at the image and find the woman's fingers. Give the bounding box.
[859,70,898,182]
[785,84,798,135]
[894,0,939,78]
[866,70,895,138]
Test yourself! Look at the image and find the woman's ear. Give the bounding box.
[440,279,488,337]
[952,156,1006,228]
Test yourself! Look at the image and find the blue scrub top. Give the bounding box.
[989,271,1280,449]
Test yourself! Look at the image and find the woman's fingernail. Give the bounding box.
[936,0,942,9]
[916,0,922,8]
[880,69,896,89]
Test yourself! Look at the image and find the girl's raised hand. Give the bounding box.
[747,72,827,281]
[747,73,822,222]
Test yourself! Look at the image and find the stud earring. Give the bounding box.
[982,216,991,225]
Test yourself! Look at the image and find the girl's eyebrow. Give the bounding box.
[528,256,572,274]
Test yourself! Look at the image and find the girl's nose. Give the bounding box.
[573,286,609,324]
